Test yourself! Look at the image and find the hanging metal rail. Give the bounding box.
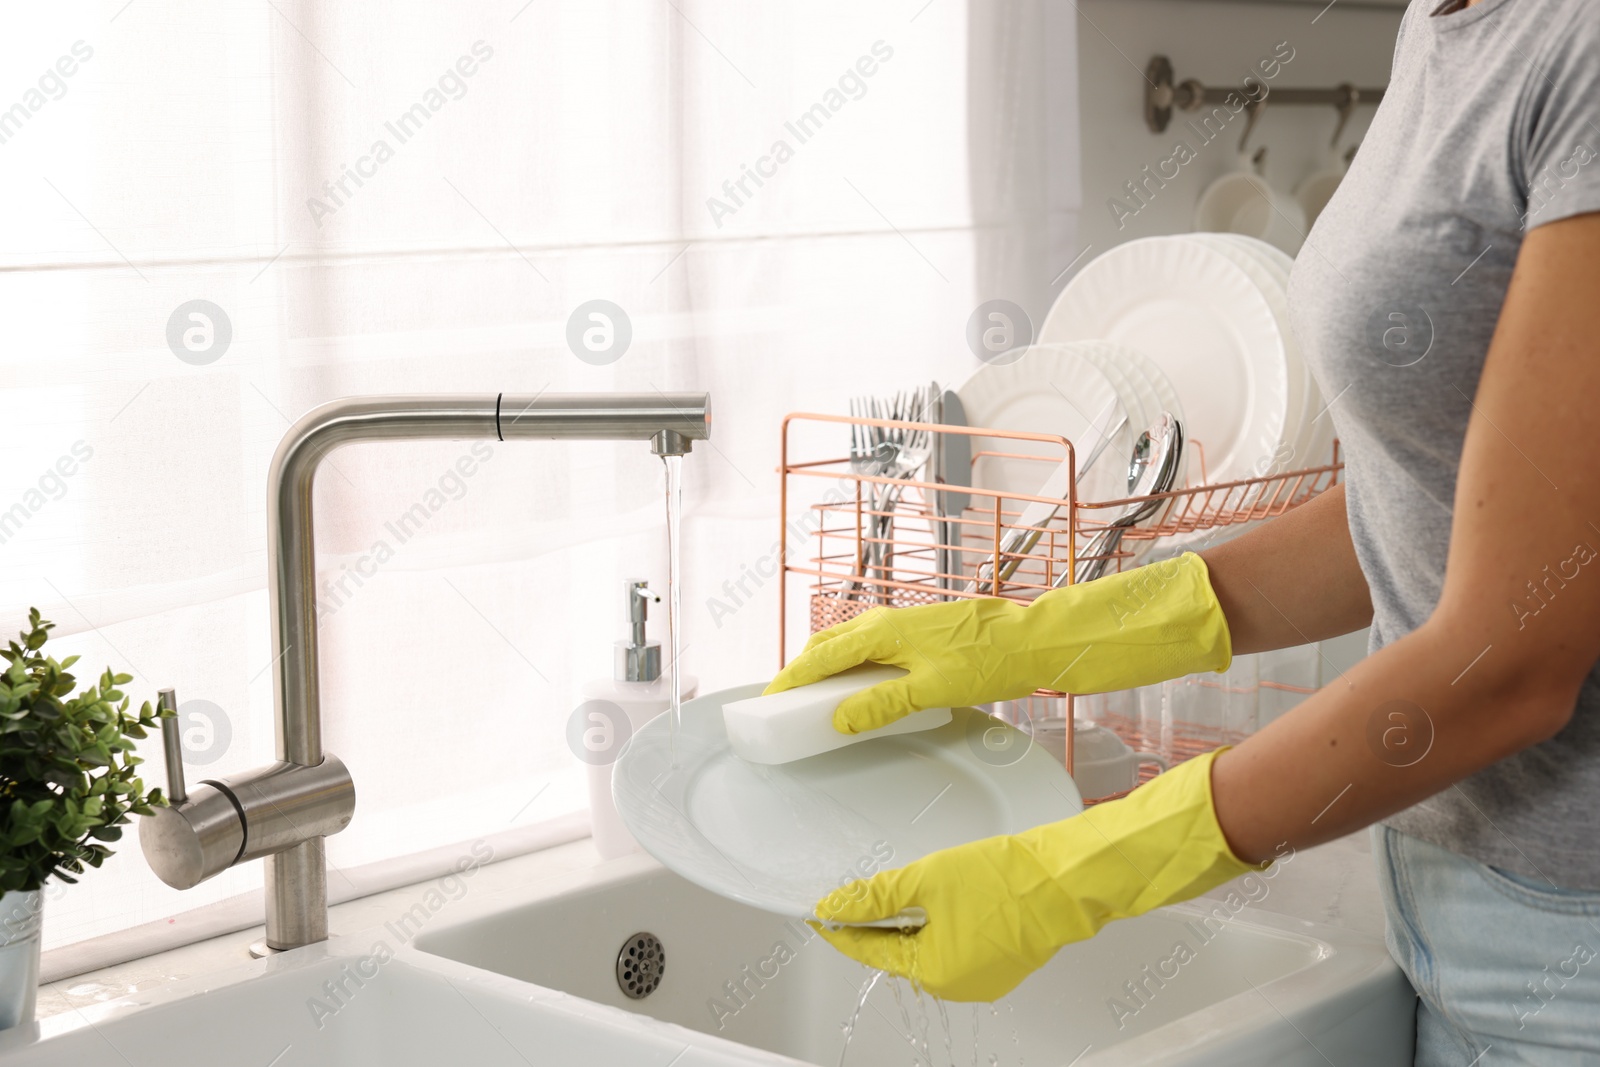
[1144,54,1386,148]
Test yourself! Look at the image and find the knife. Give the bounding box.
[968,397,1127,593]
[934,390,972,595]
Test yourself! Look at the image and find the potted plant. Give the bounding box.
[0,609,169,1029]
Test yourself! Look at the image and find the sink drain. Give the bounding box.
[616,932,666,999]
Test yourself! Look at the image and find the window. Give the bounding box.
[1,1,1074,965]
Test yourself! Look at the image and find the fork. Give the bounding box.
[873,389,935,586]
[847,386,937,601]
[846,398,897,599]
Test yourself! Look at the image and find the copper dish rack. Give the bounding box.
[777,410,1342,798]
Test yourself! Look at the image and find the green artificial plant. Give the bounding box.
[0,609,170,894]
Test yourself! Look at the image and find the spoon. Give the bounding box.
[1057,413,1184,587]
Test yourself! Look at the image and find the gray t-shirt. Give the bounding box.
[1288,0,1600,886]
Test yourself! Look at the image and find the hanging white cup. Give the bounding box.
[1195,152,1305,254]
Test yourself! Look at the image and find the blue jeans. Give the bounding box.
[1373,825,1600,1065]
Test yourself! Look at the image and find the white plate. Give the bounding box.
[1209,235,1336,470]
[1183,233,1301,515]
[1074,339,1187,476]
[1038,236,1290,487]
[957,344,1132,509]
[1067,341,1154,447]
[615,684,1083,920]
[1185,234,1303,462]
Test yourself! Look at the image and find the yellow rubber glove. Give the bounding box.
[813,748,1256,1002]
[766,552,1231,734]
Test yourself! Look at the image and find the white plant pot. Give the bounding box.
[0,889,42,1030]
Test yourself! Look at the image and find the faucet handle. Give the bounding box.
[156,687,187,804]
[142,687,248,890]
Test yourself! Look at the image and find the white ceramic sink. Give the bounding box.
[0,930,794,1066]
[1,848,1412,1066]
[414,853,1415,1066]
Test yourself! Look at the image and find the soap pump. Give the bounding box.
[582,579,697,860]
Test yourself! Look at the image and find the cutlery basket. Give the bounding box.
[777,410,1342,799]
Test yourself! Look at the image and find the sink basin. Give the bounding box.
[414,853,1415,1066]
[3,846,1411,1066]
[0,932,796,1066]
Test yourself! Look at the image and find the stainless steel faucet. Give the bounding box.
[141,392,711,952]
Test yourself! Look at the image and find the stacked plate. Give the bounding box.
[954,235,1328,573]
[1189,234,1333,479]
[1034,234,1331,487]
[959,340,1183,510]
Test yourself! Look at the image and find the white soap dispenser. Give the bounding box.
[582,579,697,860]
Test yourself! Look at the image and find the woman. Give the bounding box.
[766,0,1600,1060]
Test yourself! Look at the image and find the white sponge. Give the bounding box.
[723,664,952,765]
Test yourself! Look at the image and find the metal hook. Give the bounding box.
[1330,84,1359,149]
[1238,96,1266,154]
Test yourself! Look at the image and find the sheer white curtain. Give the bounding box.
[0,1,1074,959]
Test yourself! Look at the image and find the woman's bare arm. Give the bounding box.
[1211,211,1600,863]
[1201,483,1373,656]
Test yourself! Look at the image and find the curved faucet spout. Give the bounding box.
[267,393,712,769]
[141,392,711,952]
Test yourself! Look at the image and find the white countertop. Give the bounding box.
[1198,829,1388,939]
